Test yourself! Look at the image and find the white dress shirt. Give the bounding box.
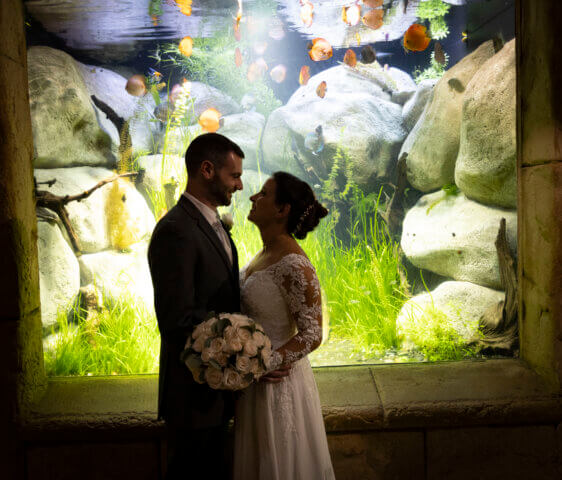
[183,192,233,265]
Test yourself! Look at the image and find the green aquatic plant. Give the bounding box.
[44,294,160,376]
[401,303,479,362]
[160,27,281,116]
[413,50,449,84]
[416,0,451,40]
[426,182,459,215]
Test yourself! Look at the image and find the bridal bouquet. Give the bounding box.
[181,312,273,390]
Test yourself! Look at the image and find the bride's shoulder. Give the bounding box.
[275,251,314,272]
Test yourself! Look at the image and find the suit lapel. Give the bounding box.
[179,196,237,284]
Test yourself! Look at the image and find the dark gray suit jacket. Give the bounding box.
[148,195,240,429]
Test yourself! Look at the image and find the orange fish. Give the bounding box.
[403,23,431,52]
[270,64,287,83]
[176,0,192,16]
[316,81,327,98]
[300,1,314,27]
[253,41,268,56]
[247,58,268,82]
[235,47,243,67]
[179,36,193,57]
[299,66,311,85]
[198,108,221,133]
[342,4,361,26]
[343,49,357,68]
[355,32,361,45]
[362,9,384,30]
[363,0,383,7]
[125,74,147,97]
[308,38,333,61]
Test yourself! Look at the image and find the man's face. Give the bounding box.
[208,151,243,207]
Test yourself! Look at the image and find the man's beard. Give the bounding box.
[208,176,232,206]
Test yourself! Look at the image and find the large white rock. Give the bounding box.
[397,280,504,345]
[188,82,241,121]
[34,167,155,253]
[261,65,407,191]
[401,190,517,289]
[78,241,154,313]
[455,40,517,209]
[28,47,115,169]
[75,62,163,157]
[219,112,266,171]
[399,40,495,192]
[402,78,437,131]
[37,221,81,329]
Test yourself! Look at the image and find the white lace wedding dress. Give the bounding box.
[234,253,335,480]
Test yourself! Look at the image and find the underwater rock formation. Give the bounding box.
[37,221,81,328]
[399,40,496,192]
[400,189,517,289]
[397,280,504,346]
[455,39,517,209]
[210,111,265,171]
[75,62,162,157]
[402,78,437,131]
[186,82,242,120]
[261,64,407,191]
[34,167,155,254]
[27,46,115,169]
[78,242,155,313]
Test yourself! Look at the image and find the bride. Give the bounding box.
[234,171,335,480]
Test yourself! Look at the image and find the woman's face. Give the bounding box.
[248,178,282,226]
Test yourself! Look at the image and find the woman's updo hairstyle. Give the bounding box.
[272,171,328,240]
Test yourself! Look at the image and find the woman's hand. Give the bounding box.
[260,364,291,383]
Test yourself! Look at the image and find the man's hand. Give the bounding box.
[260,364,291,383]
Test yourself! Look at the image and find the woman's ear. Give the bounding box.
[277,203,290,219]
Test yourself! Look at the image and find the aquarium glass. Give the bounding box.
[25,0,517,376]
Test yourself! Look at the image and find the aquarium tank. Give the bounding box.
[25,0,517,376]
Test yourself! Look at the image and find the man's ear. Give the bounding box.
[200,160,215,180]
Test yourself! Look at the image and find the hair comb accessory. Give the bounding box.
[293,202,315,234]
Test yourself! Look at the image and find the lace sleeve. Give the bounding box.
[268,254,323,369]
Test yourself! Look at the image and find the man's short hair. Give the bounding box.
[185,133,244,176]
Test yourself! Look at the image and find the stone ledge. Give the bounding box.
[21,360,562,440]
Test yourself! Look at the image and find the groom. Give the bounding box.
[148,133,244,479]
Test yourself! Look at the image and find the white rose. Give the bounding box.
[235,355,251,374]
[192,335,206,353]
[249,358,261,375]
[192,322,211,340]
[228,314,250,329]
[238,328,252,343]
[253,331,266,348]
[201,348,211,363]
[205,366,224,389]
[215,351,229,367]
[223,367,243,390]
[243,338,258,357]
[224,326,243,353]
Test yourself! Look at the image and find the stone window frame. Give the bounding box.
[1,0,560,463]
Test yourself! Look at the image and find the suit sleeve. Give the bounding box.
[148,224,206,346]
